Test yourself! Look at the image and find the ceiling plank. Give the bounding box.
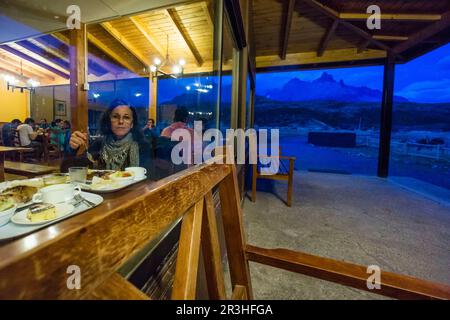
[373,35,408,41]
[100,21,150,67]
[393,10,450,54]
[165,8,204,67]
[339,13,442,22]
[280,0,296,60]
[0,60,48,82]
[299,0,392,53]
[256,48,387,68]
[0,45,69,79]
[86,32,142,75]
[200,1,214,30]
[317,19,339,57]
[129,17,165,59]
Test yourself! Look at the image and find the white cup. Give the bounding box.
[32,184,81,204]
[126,167,147,179]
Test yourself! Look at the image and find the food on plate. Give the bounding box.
[0,197,15,212]
[0,186,38,204]
[10,178,44,188]
[26,203,56,222]
[109,171,135,181]
[86,170,116,181]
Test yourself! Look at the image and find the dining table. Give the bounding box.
[0,146,33,182]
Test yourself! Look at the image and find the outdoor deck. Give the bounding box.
[243,171,450,299]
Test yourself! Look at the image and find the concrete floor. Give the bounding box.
[242,171,450,299]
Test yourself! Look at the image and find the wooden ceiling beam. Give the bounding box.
[165,8,204,67]
[393,10,450,54]
[15,40,70,71]
[49,33,113,76]
[0,51,54,80]
[0,45,69,79]
[129,17,165,60]
[299,0,392,53]
[357,39,371,54]
[317,19,339,57]
[339,13,442,22]
[100,21,150,67]
[86,32,142,75]
[280,0,296,60]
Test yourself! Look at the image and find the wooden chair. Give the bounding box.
[11,130,35,162]
[252,148,296,206]
[0,158,449,300]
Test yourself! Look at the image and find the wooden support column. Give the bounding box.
[69,24,88,132]
[149,76,158,123]
[377,53,396,178]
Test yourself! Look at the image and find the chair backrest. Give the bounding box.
[12,129,21,147]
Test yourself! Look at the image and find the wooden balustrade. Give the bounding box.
[0,157,449,300]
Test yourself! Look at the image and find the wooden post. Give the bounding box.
[219,164,253,299]
[149,76,158,123]
[69,24,88,133]
[377,53,395,178]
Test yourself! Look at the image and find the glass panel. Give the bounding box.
[246,72,251,129]
[157,75,217,132]
[255,67,383,175]
[391,43,450,190]
[220,11,236,133]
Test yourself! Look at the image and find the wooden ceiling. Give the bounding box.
[0,1,214,85]
[0,0,449,84]
[253,0,450,71]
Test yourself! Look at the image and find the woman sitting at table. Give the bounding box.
[64,99,153,176]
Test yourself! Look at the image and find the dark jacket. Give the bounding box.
[61,137,154,179]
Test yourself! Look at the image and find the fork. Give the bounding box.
[74,194,96,208]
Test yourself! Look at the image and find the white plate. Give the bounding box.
[11,203,75,226]
[80,176,147,193]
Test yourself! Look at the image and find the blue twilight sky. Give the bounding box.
[256,43,450,103]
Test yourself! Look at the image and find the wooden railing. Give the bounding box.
[0,158,449,299]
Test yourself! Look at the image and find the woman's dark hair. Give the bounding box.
[99,99,144,142]
[174,106,189,123]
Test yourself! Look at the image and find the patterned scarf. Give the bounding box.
[100,133,139,170]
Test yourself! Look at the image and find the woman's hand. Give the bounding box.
[69,131,88,156]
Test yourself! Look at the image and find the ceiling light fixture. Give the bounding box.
[150,35,185,80]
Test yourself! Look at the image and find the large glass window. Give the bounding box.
[157,75,218,132]
[391,43,450,190]
[255,67,383,175]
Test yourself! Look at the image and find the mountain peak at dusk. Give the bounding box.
[265,72,408,103]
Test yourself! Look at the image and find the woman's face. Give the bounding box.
[110,105,134,139]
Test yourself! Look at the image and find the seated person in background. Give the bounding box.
[17,118,44,158]
[2,119,21,146]
[49,119,65,150]
[65,99,153,175]
[39,118,49,130]
[143,118,158,139]
[62,120,72,152]
[161,106,194,140]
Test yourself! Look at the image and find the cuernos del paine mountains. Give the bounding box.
[265,72,409,103]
